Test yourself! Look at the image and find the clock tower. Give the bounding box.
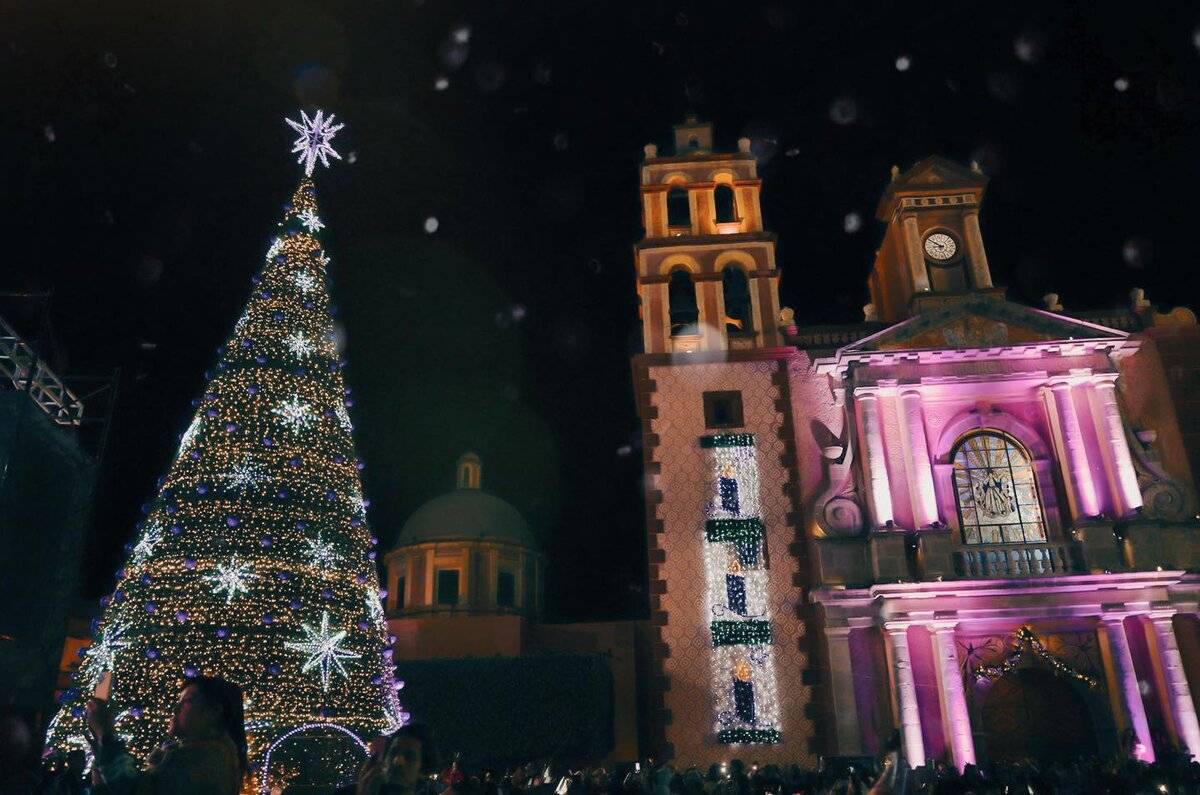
[869,156,999,323]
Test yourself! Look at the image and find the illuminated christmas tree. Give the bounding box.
[45,110,405,792]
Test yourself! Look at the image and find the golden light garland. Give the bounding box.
[972,625,1099,689]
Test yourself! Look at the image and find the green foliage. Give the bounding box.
[398,653,614,766]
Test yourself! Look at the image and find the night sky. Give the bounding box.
[5,2,1200,621]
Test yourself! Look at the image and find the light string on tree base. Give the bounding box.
[971,625,1099,688]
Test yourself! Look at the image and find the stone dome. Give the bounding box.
[394,454,537,549]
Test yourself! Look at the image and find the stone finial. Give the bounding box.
[1131,287,1151,312]
[643,143,658,159]
[970,160,983,174]
[863,303,879,322]
[737,137,752,153]
[779,306,795,326]
[1042,293,1063,312]
[889,165,900,181]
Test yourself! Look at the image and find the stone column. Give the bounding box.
[930,623,976,770]
[901,215,932,294]
[1047,380,1101,519]
[1091,376,1144,517]
[1100,615,1155,762]
[825,625,864,755]
[885,622,926,766]
[858,391,895,528]
[899,389,939,528]
[962,211,992,289]
[1148,612,1200,759]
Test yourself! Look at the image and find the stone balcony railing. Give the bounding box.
[954,542,1073,579]
[815,519,1200,588]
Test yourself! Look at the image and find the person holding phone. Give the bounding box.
[355,723,437,795]
[84,675,247,795]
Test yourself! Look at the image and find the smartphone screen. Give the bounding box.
[94,671,112,701]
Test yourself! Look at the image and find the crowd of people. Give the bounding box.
[7,676,1200,794]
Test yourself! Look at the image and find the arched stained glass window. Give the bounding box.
[952,431,1047,545]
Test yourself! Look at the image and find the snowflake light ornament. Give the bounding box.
[284,332,315,359]
[284,610,361,691]
[206,555,258,604]
[272,395,315,433]
[365,587,385,624]
[285,109,345,177]
[293,271,318,294]
[298,209,325,233]
[349,488,367,516]
[224,457,264,491]
[86,622,133,685]
[178,416,202,455]
[334,403,353,434]
[304,531,341,569]
[131,522,163,565]
[266,236,284,261]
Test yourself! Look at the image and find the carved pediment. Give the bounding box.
[835,298,1129,356]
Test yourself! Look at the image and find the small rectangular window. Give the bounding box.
[496,570,516,608]
[704,390,744,429]
[436,570,459,606]
[396,576,406,610]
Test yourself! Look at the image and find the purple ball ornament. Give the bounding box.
[144,602,156,613]
[344,398,355,408]
[278,570,292,581]
[224,422,238,433]
[246,384,259,395]
[251,275,262,285]
[371,675,382,685]
[205,408,218,418]
[260,535,272,548]
[196,484,210,495]
[165,503,178,515]
[262,614,274,625]
[357,620,369,631]
[139,573,151,584]
[170,524,182,535]
[99,595,110,607]
[226,515,239,527]
[321,588,333,600]
[262,436,273,447]
[189,450,201,461]
[289,599,301,610]
[255,355,268,364]
[289,457,302,468]
[113,590,126,603]
[215,627,228,639]
[367,550,378,561]
[351,517,362,528]
[175,610,188,623]
[241,339,252,349]
[145,647,159,660]
[184,558,196,570]
[294,520,307,530]
[130,706,143,718]
[277,488,290,500]
[272,311,284,323]
[268,663,281,675]
[184,665,198,678]
[354,574,367,585]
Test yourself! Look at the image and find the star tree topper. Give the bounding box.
[285,610,361,691]
[285,109,344,177]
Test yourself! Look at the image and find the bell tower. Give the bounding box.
[869,156,1000,323]
[634,115,783,354]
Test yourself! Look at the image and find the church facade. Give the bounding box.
[633,117,1200,768]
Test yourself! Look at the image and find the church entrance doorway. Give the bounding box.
[979,668,1099,763]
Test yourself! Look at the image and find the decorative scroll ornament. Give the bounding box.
[971,626,1099,689]
[1127,426,1191,521]
[813,392,865,537]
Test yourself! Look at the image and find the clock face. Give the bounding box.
[924,232,958,261]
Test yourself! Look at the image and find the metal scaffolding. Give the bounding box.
[0,313,84,426]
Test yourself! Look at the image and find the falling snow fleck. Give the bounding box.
[435,76,450,91]
[424,217,439,234]
[895,55,911,72]
[843,213,863,234]
[1114,76,1130,92]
